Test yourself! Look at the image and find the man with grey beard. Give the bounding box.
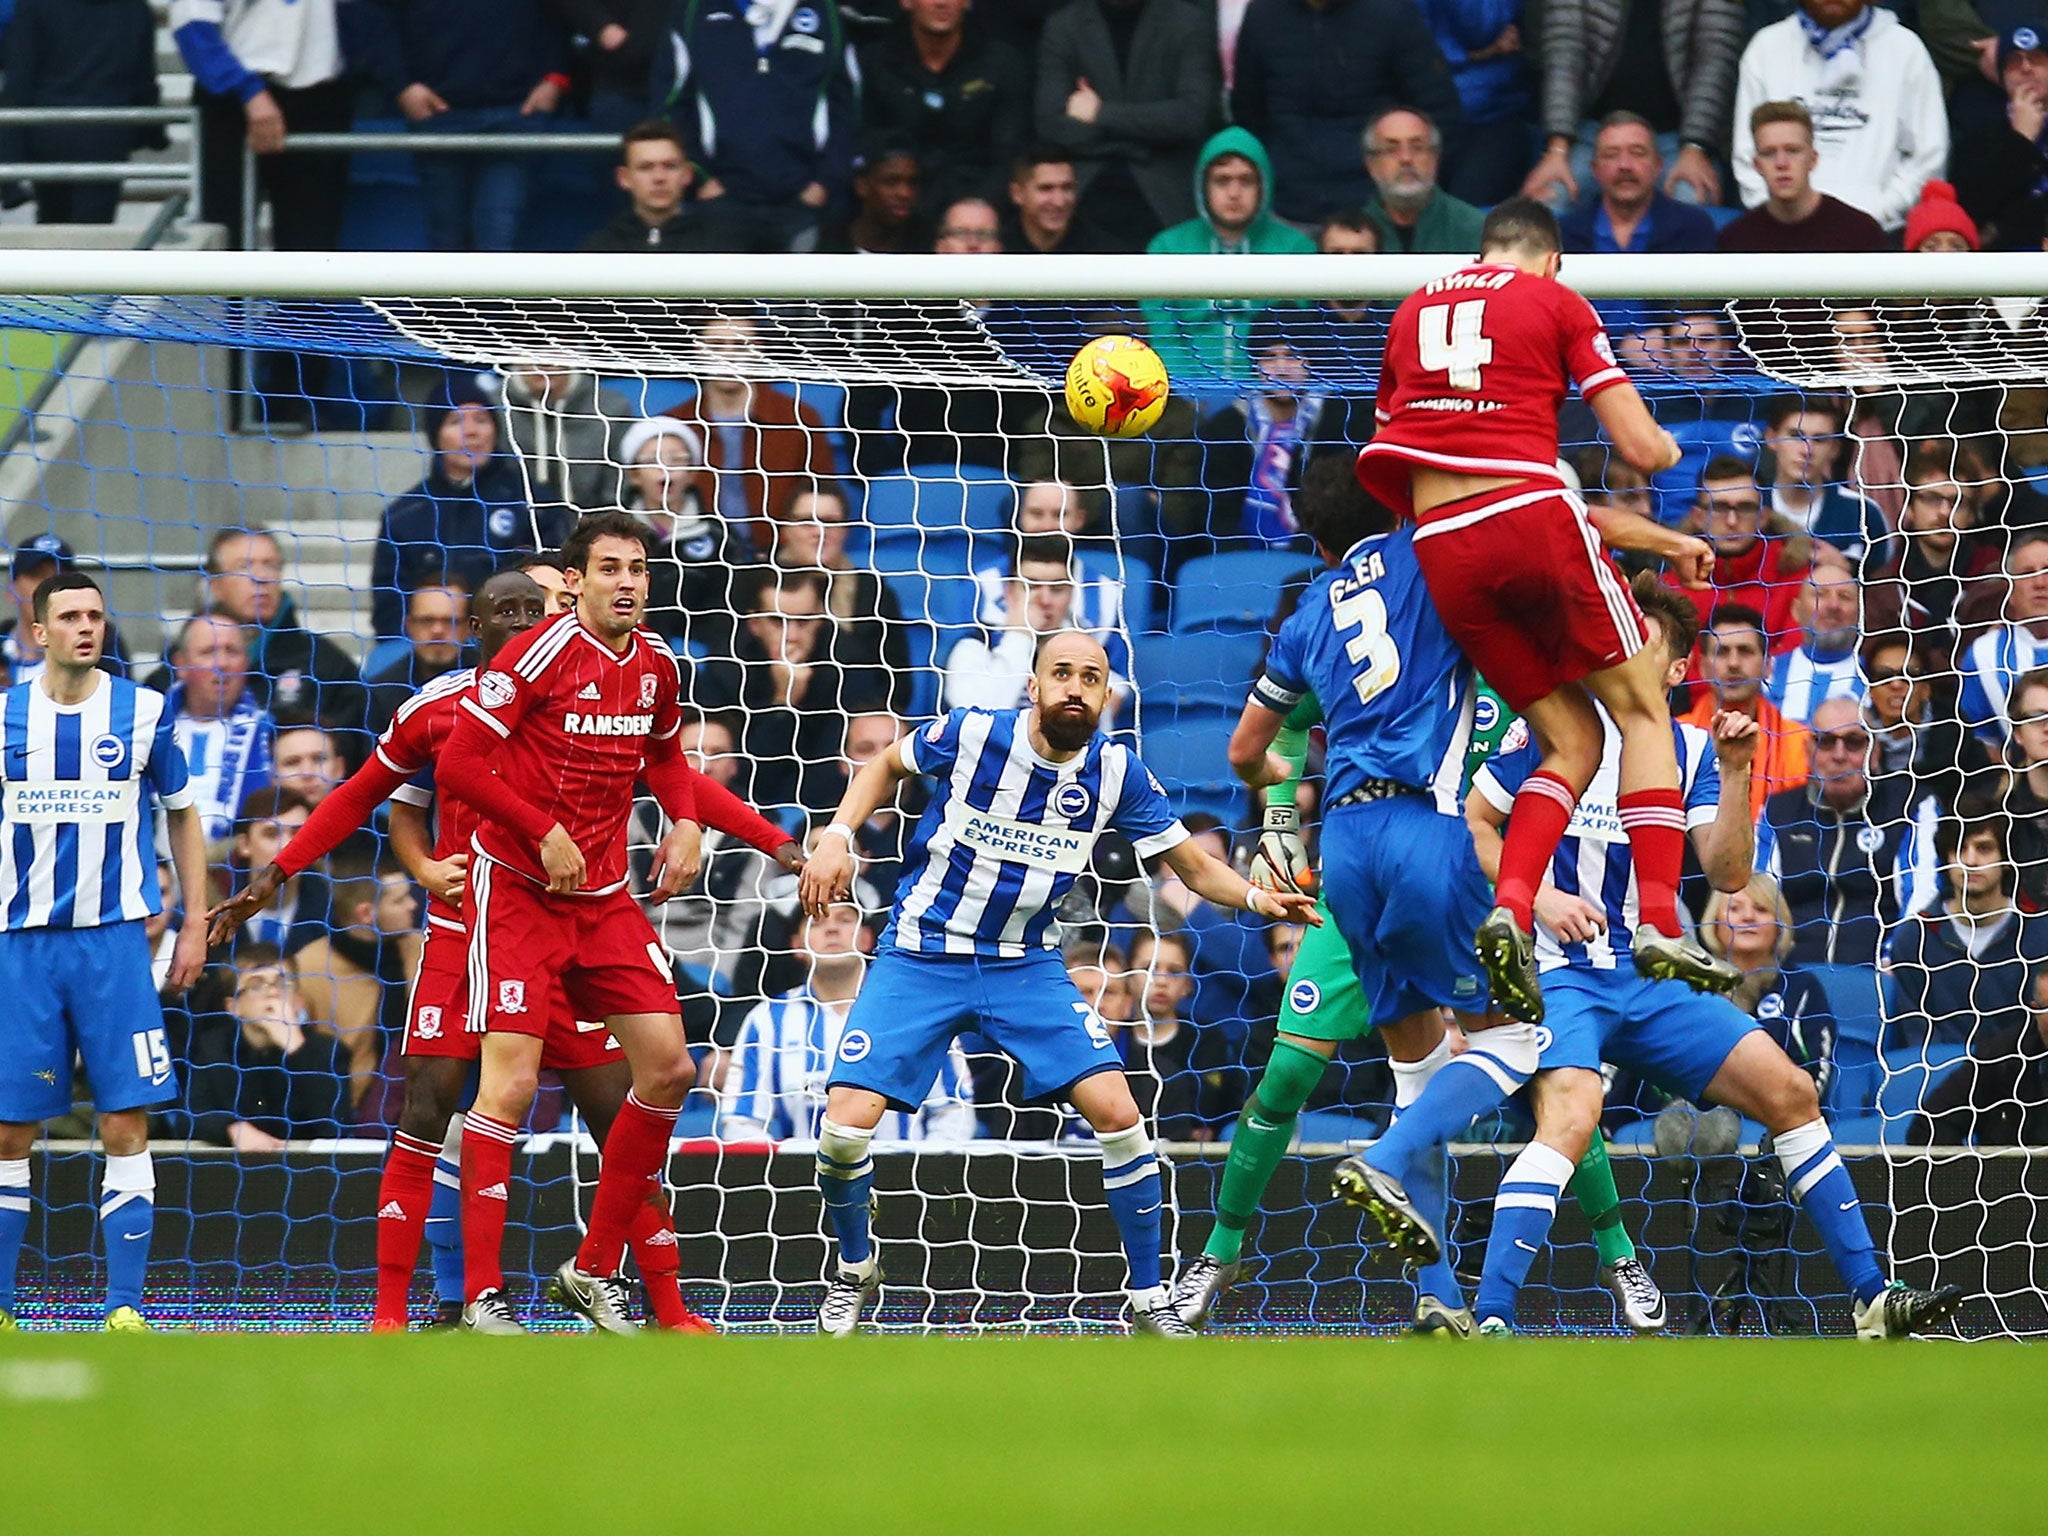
[1360,107,1485,254]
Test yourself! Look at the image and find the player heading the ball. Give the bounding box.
[799,631,1318,1338]
[1356,198,1738,1022]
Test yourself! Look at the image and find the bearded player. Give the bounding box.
[799,632,1319,1337]
[211,568,796,1330]
[1466,572,1963,1339]
[442,515,801,1332]
[1357,198,1735,1024]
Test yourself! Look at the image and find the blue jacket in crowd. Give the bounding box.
[1420,0,1529,126]
[657,0,859,208]
[372,460,565,638]
[1560,189,1719,254]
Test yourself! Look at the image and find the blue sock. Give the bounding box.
[1775,1119,1885,1305]
[1409,1142,1464,1309]
[99,1152,155,1315]
[0,1159,29,1313]
[1472,1142,1575,1327]
[1367,1027,1537,1184]
[1100,1125,1164,1293]
[817,1119,876,1268]
[425,1153,465,1306]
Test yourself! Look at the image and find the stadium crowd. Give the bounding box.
[1,0,2046,1160]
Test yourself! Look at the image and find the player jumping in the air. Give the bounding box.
[1171,461,1664,1336]
[1357,198,1735,1024]
[435,512,798,1334]
[1467,573,1965,1338]
[210,568,797,1331]
[798,631,1319,1337]
[0,573,211,1331]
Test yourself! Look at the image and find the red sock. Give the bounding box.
[1495,770,1580,931]
[373,1130,440,1329]
[1618,787,1687,937]
[576,1092,676,1278]
[459,1112,519,1304]
[628,1190,691,1329]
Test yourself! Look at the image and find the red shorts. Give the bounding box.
[1412,486,1648,713]
[403,922,624,1072]
[465,856,680,1036]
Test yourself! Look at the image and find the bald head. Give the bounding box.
[1029,630,1110,754]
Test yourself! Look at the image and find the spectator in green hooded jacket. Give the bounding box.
[1142,126,1316,384]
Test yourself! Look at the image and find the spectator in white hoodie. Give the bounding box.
[1731,0,1947,230]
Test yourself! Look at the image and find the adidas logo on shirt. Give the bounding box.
[577,682,602,700]
[377,1201,407,1220]
[478,1182,509,1202]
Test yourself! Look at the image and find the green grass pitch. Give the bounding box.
[2,1334,2043,1534]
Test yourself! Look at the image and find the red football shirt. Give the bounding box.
[454,612,684,897]
[1358,263,1628,519]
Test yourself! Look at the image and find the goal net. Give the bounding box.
[3,250,2042,1337]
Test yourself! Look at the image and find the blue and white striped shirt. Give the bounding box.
[1767,643,1866,726]
[168,686,272,842]
[1959,622,2048,744]
[1475,715,1719,973]
[717,982,976,1142]
[886,708,1190,958]
[0,674,193,930]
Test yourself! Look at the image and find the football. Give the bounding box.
[1064,334,1170,438]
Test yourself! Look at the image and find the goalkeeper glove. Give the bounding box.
[1252,802,1315,896]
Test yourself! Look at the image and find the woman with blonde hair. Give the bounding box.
[1701,873,1837,1102]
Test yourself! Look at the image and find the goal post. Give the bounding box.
[1,249,2043,1337]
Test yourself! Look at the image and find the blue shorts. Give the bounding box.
[827,947,1119,1112]
[1536,967,1760,1103]
[1319,797,1492,1023]
[0,922,173,1123]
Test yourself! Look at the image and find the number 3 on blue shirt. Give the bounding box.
[1331,581,1401,705]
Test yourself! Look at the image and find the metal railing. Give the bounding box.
[238,130,618,253]
[0,106,199,209]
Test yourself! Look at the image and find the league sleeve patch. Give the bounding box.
[1500,719,1530,754]
[478,671,517,710]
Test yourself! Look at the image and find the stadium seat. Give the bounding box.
[1132,631,1265,710]
[1876,1045,1971,1143]
[1138,704,1244,824]
[1828,1114,1886,1148]
[1805,963,1886,1111]
[862,464,1015,535]
[1172,549,1317,632]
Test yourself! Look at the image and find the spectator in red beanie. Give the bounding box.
[1905,180,1981,252]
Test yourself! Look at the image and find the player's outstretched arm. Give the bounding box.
[164,802,211,991]
[1156,836,1321,927]
[1695,710,1759,892]
[205,753,414,944]
[1582,502,1716,590]
[1589,380,1683,477]
[801,748,915,918]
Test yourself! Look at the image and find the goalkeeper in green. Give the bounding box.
[1170,690,1667,1336]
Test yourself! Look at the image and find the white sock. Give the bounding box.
[100,1150,154,1214]
[1390,1032,1458,1110]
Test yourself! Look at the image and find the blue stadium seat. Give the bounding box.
[1828,1114,1886,1148]
[1138,704,1245,824]
[1172,549,1317,633]
[1606,1117,1657,1149]
[866,530,981,633]
[1132,631,1265,710]
[863,464,1015,535]
[1876,1044,1971,1143]
[1807,963,1885,1111]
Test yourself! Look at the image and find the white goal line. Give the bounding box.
[0,249,2043,300]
